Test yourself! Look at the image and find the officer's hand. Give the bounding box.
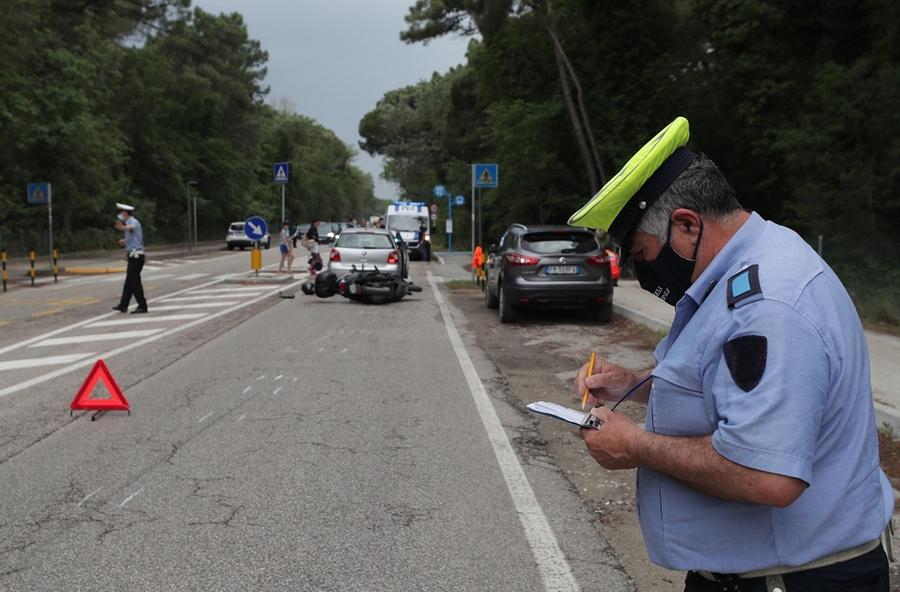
[114,221,125,231]
[574,358,637,405]
[118,239,125,247]
[580,407,642,470]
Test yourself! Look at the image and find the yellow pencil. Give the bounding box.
[581,352,596,410]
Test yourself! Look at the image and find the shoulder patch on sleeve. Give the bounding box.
[723,335,767,392]
[726,264,762,308]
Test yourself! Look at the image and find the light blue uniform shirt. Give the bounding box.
[124,216,144,253]
[638,212,892,573]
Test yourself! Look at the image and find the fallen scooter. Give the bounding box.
[301,268,423,304]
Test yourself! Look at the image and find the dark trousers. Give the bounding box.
[684,545,889,592]
[118,254,147,310]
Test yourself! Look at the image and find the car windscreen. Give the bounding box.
[521,232,598,254]
[387,215,424,232]
[337,233,394,249]
[230,223,244,231]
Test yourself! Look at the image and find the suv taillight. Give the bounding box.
[330,249,341,262]
[505,252,540,266]
[586,255,611,266]
[387,250,399,264]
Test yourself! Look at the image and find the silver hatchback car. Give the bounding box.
[328,228,409,278]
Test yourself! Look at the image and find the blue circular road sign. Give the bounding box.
[244,216,268,241]
[433,184,447,198]
[454,195,465,206]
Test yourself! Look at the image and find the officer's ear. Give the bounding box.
[670,209,702,240]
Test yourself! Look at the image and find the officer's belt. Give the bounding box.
[128,250,145,258]
[697,538,880,581]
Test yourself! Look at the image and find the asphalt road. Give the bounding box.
[0,252,632,591]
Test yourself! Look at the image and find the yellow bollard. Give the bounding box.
[29,250,36,287]
[52,248,59,283]
[1,250,7,292]
[250,248,262,275]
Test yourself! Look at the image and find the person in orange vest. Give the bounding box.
[472,246,484,279]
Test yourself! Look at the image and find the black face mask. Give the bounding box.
[632,219,703,306]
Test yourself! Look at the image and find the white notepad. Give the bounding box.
[526,401,602,429]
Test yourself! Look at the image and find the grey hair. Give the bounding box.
[637,154,743,244]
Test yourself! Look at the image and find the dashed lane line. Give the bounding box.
[0,278,306,399]
[119,487,143,507]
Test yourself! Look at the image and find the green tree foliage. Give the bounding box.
[362,0,899,325]
[0,1,376,253]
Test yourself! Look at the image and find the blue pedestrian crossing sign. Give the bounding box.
[454,195,465,206]
[244,216,268,241]
[273,162,291,184]
[473,164,499,188]
[27,182,51,205]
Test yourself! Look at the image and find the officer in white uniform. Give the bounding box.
[570,117,892,591]
[113,202,148,314]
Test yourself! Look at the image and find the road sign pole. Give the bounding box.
[47,185,54,277]
[281,185,286,224]
[478,187,483,247]
[447,193,453,253]
[193,193,198,248]
[470,165,475,253]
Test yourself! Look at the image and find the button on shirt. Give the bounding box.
[124,216,144,252]
[637,212,893,573]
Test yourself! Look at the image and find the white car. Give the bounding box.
[226,221,270,250]
[328,228,408,278]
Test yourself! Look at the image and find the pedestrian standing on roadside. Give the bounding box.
[305,219,321,278]
[113,203,148,314]
[570,117,892,592]
[277,220,294,274]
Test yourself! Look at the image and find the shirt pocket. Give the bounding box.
[650,368,714,437]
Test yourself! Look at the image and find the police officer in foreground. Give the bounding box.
[112,202,148,314]
[570,117,892,591]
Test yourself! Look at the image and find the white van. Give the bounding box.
[385,202,431,261]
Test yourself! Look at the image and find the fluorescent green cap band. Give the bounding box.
[568,117,691,232]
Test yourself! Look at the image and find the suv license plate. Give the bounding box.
[545,265,579,275]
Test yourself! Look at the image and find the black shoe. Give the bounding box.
[113,306,127,313]
[131,308,148,314]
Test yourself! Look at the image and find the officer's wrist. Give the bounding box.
[628,428,650,466]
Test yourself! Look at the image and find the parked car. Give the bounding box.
[484,224,613,323]
[226,221,270,250]
[328,228,409,278]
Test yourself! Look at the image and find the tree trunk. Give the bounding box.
[545,22,607,186]
[553,43,600,193]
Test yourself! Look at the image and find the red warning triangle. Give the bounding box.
[70,359,130,412]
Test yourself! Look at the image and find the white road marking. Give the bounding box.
[236,414,246,422]
[86,313,207,328]
[273,387,282,395]
[189,287,269,295]
[256,375,266,381]
[77,486,104,507]
[151,302,240,311]
[142,273,174,281]
[341,347,348,354]
[292,377,298,383]
[176,273,209,281]
[426,272,579,592]
[242,386,251,394]
[274,375,283,380]
[119,486,143,507]
[159,293,262,303]
[29,329,166,348]
[198,412,213,423]
[0,353,96,372]
[317,347,324,353]
[0,277,226,357]
[0,279,308,399]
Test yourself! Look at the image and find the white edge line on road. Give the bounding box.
[0,278,308,399]
[426,271,580,592]
[198,412,213,423]
[0,276,226,357]
[242,386,251,394]
[272,386,282,395]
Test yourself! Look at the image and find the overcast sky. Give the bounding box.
[192,0,470,198]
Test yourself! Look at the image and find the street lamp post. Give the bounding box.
[186,180,198,249]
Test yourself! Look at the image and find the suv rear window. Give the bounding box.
[522,232,598,254]
[230,223,244,231]
[337,233,394,249]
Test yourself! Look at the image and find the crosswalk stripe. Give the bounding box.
[0,353,97,372]
[30,329,166,348]
[189,286,270,295]
[160,293,263,303]
[86,313,207,328]
[151,302,240,311]
[176,273,209,281]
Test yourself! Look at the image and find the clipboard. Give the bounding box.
[527,401,603,429]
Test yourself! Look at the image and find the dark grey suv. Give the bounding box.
[484,224,614,323]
